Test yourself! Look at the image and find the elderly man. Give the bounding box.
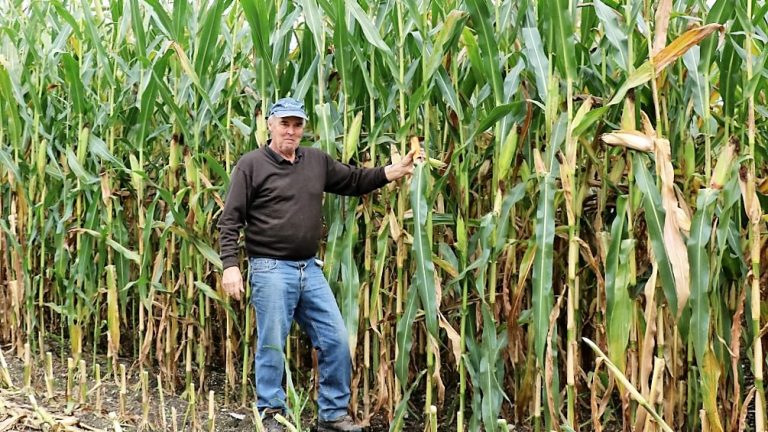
[218,97,419,431]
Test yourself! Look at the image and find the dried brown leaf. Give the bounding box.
[738,387,756,432]
[388,211,401,241]
[429,335,445,406]
[590,359,605,432]
[652,24,725,72]
[655,138,690,315]
[438,313,462,369]
[545,294,565,432]
[640,111,656,139]
[729,287,746,432]
[652,0,673,56]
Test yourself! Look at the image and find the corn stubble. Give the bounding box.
[0,0,766,431]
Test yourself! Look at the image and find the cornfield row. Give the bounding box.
[0,0,766,430]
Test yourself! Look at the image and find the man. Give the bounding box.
[218,97,420,431]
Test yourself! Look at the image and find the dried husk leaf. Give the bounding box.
[601,131,655,152]
[438,313,462,369]
[739,169,762,223]
[533,148,546,175]
[710,137,738,190]
[545,294,565,432]
[654,138,690,316]
[729,286,746,432]
[640,111,657,139]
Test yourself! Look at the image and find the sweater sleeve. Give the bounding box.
[217,164,250,270]
[323,153,390,196]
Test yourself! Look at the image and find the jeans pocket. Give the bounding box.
[250,257,278,273]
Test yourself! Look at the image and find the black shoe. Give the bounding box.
[260,414,285,432]
[317,415,363,432]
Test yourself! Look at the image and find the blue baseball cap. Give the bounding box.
[269,97,308,120]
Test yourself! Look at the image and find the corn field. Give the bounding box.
[0,0,766,430]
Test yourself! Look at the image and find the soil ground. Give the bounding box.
[0,343,535,431]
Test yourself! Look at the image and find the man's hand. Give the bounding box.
[222,266,244,300]
[385,147,425,181]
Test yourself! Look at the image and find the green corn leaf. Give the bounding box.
[465,0,504,103]
[137,55,166,147]
[594,0,629,70]
[0,66,22,147]
[78,0,115,87]
[389,371,425,432]
[316,103,335,156]
[194,281,223,302]
[609,61,653,105]
[471,102,524,142]
[167,41,222,129]
[171,0,190,42]
[66,148,98,184]
[323,203,344,283]
[105,238,141,265]
[605,195,631,368]
[479,304,508,432]
[343,112,363,164]
[61,53,88,115]
[532,172,556,363]
[434,67,462,117]
[494,183,528,252]
[572,106,608,138]
[370,221,389,318]
[89,134,127,172]
[193,238,223,270]
[143,0,175,38]
[497,126,519,181]
[424,10,467,81]
[395,285,420,385]
[700,0,733,68]
[522,26,549,101]
[633,155,678,314]
[683,48,708,119]
[340,203,361,359]
[687,188,718,366]
[332,0,353,102]
[410,163,438,337]
[0,147,21,181]
[240,0,277,85]
[194,0,231,82]
[129,0,147,61]
[346,0,391,54]
[298,0,325,55]
[719,35,743,118]
[545,0,577,81]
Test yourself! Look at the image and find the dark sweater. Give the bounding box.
[218,145,389,269]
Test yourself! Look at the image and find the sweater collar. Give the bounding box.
[265,140,304,165]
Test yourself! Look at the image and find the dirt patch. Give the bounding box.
[0,342,543,431]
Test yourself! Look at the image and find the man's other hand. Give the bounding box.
[222,266,244,300]
[385,147,425,181]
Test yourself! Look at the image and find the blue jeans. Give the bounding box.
[249,257,351,421]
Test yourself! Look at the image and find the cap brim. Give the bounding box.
[272,110,308,120]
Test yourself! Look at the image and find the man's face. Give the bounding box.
[269,116,305,155]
